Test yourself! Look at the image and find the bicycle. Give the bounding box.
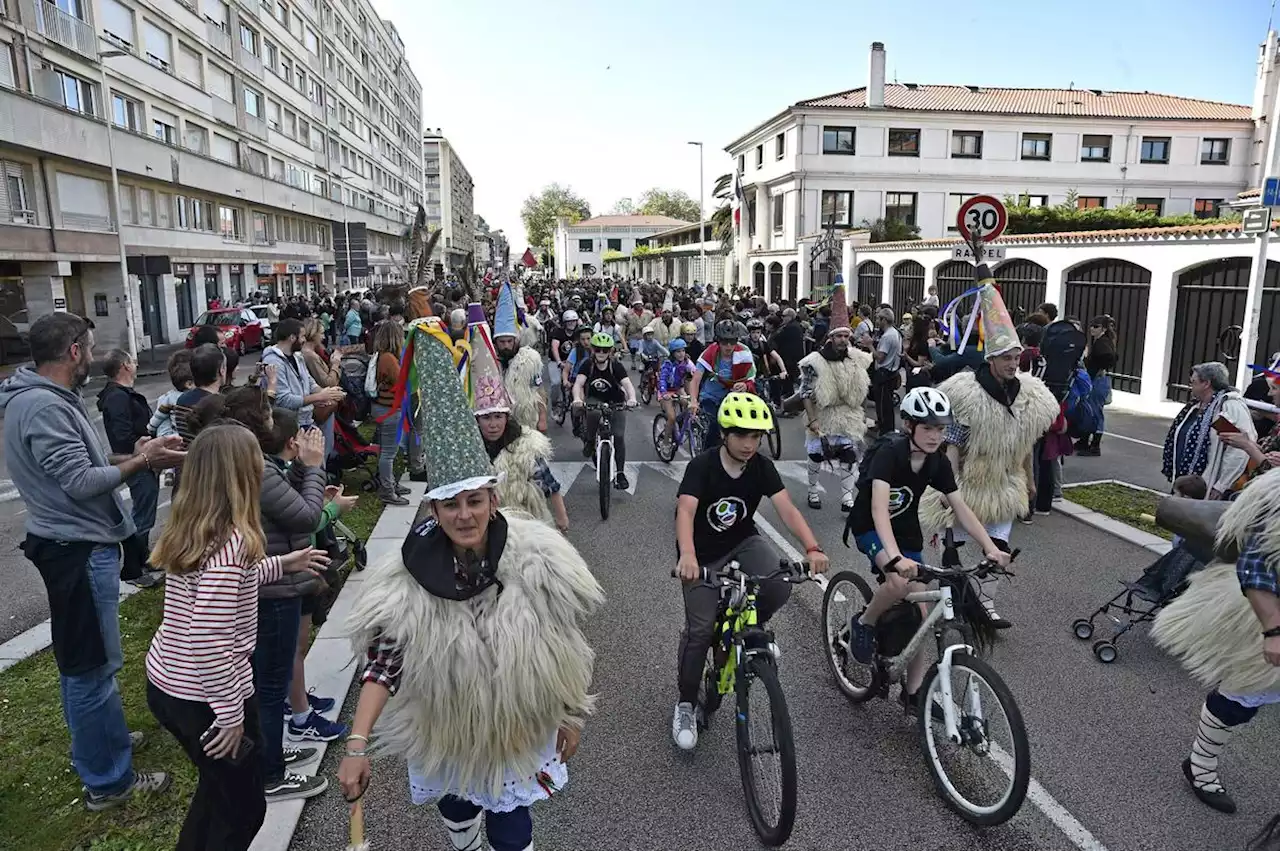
[582,400,632,520]
[762,378,784,461]
[652,392,706,462]
[638,357,660,405]
[820,553,1030,826]
[550,380,570,427]
[674,558,815,847]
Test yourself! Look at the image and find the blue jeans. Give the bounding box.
[127,469,160,538]
[62,544,134,795]
[370,403,400,487]
[438,795,532,851]
[253,596,301,783]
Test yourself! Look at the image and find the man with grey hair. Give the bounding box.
[771,306,806,408]
[1162,361,1255,499]
[872,307,902,434]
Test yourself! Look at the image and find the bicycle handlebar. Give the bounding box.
[912,548,1021,580]
[670,557,815,586]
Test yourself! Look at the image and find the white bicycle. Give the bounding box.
[821,554,1031,826]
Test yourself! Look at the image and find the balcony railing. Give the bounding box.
[236,46,263,80]
[35,0,97,58]
[207,22,233,57]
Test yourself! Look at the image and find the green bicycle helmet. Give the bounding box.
[718,392,774,432]
[590,332,616,349]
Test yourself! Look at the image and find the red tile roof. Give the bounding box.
[570,215,690,229]
[860,221,1267,251]
[795,85,1251,121]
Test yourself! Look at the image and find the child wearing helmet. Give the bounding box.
[839,386,1011,713]
[571,331,638,490]
[688,320,758,451]
[657,339,696,442]
[679,322,705,362]
[672,392,829,751]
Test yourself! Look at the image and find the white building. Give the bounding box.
[421,129,473,274]
[553,213,687,279]
[0,0,424,356]
[601,220,727,288]
[725,41,1258,288]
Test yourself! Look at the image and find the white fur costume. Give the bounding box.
[492,428,555,525]
[502,345,546,432]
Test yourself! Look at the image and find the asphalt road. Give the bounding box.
[286,364,1278,851]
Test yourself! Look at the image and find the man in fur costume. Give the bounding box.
[647,290,682,347]
[493,283,547,433]
[920,277,1058,629]
[797,282,872,511]
[1151,469,1280,816]
[467,304,569,532]
[338,321,602,851]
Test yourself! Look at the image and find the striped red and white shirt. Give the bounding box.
[145,531,283,728]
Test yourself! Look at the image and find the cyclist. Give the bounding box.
[842,387,1010,711]
[594,305,625,350]
[680,321,705,363]
[673,393,829,750]
[658,339,696,442]
[550,309,581,373]
[571,332,638,490]
[689,320,757,451]
[563,325,595,437]
[745,318,787,407]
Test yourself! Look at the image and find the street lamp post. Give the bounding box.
[99,49,140,360]
[687,141,705,291]
[334,175,354,291]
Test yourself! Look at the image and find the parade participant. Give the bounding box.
[571,333,639,490]
[1152,468,1280,815]
[338,327,603,851]
[550,309,580,373]
[688,320,757,452]
[468,308,569,531]
[647,290,682,347]
[594,304,625,349]
[636,326,668,363]
[657,338,696,442]
[396,288,469,484]
[625,294,654,369]
[920,279,1059,629]
[680,321,706,363]
[491,285,547,432]
[745,318,786,406]
[796,285,871,511]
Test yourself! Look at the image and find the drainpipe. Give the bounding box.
[38,157,58,253]
[1119,123,1135,206]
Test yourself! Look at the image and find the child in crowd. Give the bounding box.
[148,350,194,439]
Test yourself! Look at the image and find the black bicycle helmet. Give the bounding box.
[714,319,740,341]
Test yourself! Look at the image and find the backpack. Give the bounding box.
[364,355,379,396]
[1064,367,1100,439]
[1039,320,1087,402]
[338,353,372,422]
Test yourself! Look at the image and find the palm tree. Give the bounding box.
[711,173,734,255]
[860,217,921,243]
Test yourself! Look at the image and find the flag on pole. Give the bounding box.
[521,248,537,267]
[732,170,745,233]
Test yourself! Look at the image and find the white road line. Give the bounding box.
[1103,431,1162,450]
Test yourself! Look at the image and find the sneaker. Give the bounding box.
[614,472,630,490]
[284,692,337,717]
[378,490,410,507]
[1035,509,1052,516]
[581,442,593,459]
[409,470,430,483]
[899,688,948,723]
[1018,512,1033,525]
[840,500,854,514]
[126,570,165,589]
[394,481,411,496]
[672,702,698,751]
[264,772,329,802]
[85,770,172,811]
[807,492,822,509]
[847,614,877,664]
[284,746,320,767]
[287,711,349,742]
[982,602,1013,630]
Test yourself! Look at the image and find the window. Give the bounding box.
[283,109,298,138]
[1140,137,1170,164]
[208,64,233,101]
[2,162,32,221]
[304,28,319,54]
[578,238,593,252]
[772,195,784,232]
[280,56,293,86]
[755,144,763,168]
[155,191,172,228]
[946,193,975,231]
[1077,196,1106,209]
[885,192,917,225]
[239,23,258,56]
[0,43,14,90]
[138,187,154,225]
[100,0,135,46]
[47,67,96,115]
[274,1,287,24]
[218,204,242,239]
[184,122,208,154]
[1194,198,1223,219]
[951,131,982,159]
[111,94,141,131]
[1021,132,1051,160]
[211,133,237,163]
[267,99,281,130]
[822,126,855,155]
[177,43,202,86]
[269,157,284,180]
[118,184,135,224]
[174,195,190,228]
[56,172,112,231]
[1201,138,1230,165]
[243,85,263,117]
[152,108,177,144]
[264,40,278,71]
[820,190,852,227]
[888,128,920,156]
[1135,197,1164,215]
[193,199,214,231]
[775,132,785,159]
[142,20,172,69]
[606,238,621,251]
[1081,134,1111,162]
[1017,194,1049,207]
[252,210,269,243]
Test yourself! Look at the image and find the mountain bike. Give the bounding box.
[676,558,815,847]
[638,357,659,405]
[820,553,1030,826]
[763,378,784,461]
[652,393,705,462]
[550,381,570,427]
[583,400,632,520]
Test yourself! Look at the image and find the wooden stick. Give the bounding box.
[348,799,365,850]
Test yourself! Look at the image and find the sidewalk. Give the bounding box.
[0,341,186,384]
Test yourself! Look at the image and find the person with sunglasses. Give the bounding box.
[571,332,639,490]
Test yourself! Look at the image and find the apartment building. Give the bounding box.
[421,128,473,274]
[0,0,423,356]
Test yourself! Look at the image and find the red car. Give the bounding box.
[185,308,267,355]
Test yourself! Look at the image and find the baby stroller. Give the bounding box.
[327,413,379,493]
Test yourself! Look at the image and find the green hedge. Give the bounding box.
[1004,196,1239,235]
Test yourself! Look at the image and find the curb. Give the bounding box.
[248,485,422,851]
[1052,496,1173,557]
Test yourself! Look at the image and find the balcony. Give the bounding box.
[236,46,263,80]
[33,0,97,59]
[207,21,233,57]
[238,110,268,140]
[309,99,325,123]
[210,94,236,126]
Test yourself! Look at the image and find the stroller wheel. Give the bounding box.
[352,541,368,572]
[1091,640,1118,664]
[1071,619,1094,641]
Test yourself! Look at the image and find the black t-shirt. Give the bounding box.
[678,448,785,563]
[848,434,958,553]
[575,359,628,404]
[685,339,706,363]
[551,325,577,362]
[747,337,777,377]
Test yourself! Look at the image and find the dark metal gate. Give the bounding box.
[752,263,765,296]
[1064,259,1151,394]
[786,262,798,303]
[891,260,925,319]
[935,260,973,314]
[994,259,1049,324]
[768,262,784,303]
[1167,258,1280,401]
[857,260,883,306]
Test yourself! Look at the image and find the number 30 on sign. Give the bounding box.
[956,195,1008,243]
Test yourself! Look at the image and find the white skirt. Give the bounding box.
[407,735,568,814]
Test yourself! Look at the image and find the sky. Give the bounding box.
[374,0,1271,252]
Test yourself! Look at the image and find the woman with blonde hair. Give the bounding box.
[144,423,327,851]
[300,316,342,458]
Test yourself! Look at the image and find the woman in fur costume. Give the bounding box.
[337,320,603,851]
[493,283,548,432]
[919,278,1059,629]
[1151,467,1280,816]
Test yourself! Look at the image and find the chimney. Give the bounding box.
[868,42,886,109]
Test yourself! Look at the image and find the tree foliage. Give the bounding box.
[710,174,734,254]
[860,217,922,243]
[520,183,591,248]
[1003,193,1238,235]
[637,188,701,222]
[610,197,637,215]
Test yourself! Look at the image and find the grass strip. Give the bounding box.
[1063,482,1173,541]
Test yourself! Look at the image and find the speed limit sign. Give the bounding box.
[956,195,1008,242]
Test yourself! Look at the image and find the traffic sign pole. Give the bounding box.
[956,195,1008,278]
[1238,226,1269,391]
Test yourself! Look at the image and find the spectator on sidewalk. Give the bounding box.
[145,423,328,851]
[192,324,239,387]
[872,307,903,435]
[1162,362,1256,499]
[97,349,164,589]
[175,344,227,443]
[299,318,342,459]
[0,312,182,811]
[260,319,344,431]
[342,299,362,346]
[148,350,194,439]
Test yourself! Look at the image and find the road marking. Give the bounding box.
[1103,431,1162,450]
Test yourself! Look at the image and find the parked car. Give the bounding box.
[185,308,266,354]
[248,304,276,340]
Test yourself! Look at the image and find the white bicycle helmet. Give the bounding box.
[900,386,953,426]
[562,309,579,323]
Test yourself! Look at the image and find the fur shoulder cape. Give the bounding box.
[494,428,554,524]
[346,511,604,796]
[1152,468,1280,695]
[504,345,546,431]
[798,348,872,443]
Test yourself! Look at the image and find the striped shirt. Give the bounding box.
[145,532,283,727]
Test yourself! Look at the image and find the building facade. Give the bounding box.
[553,213,688,279]
[0,0,422,357]
[601,220,727,289]
[421,128,473,274]
[725,40,1261,290]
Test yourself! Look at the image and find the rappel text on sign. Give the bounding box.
[953,244,1007,261]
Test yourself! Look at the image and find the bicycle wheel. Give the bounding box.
[688,412,707,456]
[552,385,568,426]
[735,657,797,847]
[652,413,676,463]
[597,439,612,521]
[917,652,1030,826]
[640,375,654,406]
[821,571,880,703]
[766,421,782,460]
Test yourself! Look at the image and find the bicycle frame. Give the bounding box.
[594,412,616,484]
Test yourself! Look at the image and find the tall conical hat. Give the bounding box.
[829,276,850,332]
[466,310,512,416]
[494,282,519,339]
[661,289,674,313]
[977,273,1020,359]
